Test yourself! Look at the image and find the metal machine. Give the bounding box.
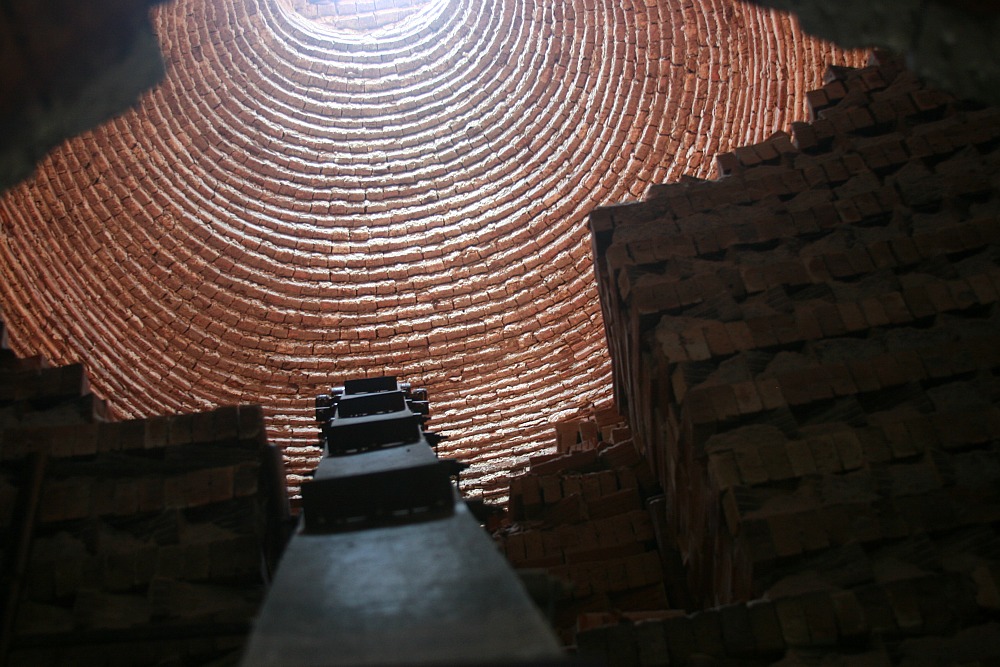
[241,377,564,666]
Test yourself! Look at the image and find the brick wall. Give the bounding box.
[587,52,1000,664]
[280,0,435,31]
[0,0,864,504]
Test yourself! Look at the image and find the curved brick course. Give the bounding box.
[0,0,862,501]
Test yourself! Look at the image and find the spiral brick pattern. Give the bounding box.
[0,0,863,502]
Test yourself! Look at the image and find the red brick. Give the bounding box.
[965,272,999,304]
[755,378,786,410]
[725,321,756,351]
[858,297,890,327]
[836,302,868,332]
[731,380,764,415]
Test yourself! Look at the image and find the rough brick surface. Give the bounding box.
[0,334,287,666]
[0,0,864,503]
[588,53,1000,664]
[495,404,680,645]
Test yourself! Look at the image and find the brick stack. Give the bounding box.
[0,0,864,505]
[496,405,689,644]
[586,52,1000,664]
[0,323,288,666]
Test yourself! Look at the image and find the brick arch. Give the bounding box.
[0,0,864,502]
[276,0,444,33]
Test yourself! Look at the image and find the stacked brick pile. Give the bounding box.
[496,405,690,644]
[586,53,1000,664]
[0,323,288,666]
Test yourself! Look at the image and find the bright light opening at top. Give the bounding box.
[278,0,450,42]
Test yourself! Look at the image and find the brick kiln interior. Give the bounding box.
[0,0,867,504]
[1,0,999,665]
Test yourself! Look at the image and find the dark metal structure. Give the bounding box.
[241,377,564,666]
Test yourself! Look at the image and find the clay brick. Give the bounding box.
[774,596,811,646]
[836,302,868,332]
[870,355,909,388]
[167,415,193,446]
[866,240,897,270]
[540,475,562,504]
[684,390,718,426]
[725,321,756,351]
[947,279,978,310]
[902,416,939,451]
[755,442,794,481]
[831,431,864,470]
[662,616,697,664]
[858,297,890,327]
[889,236,922,266]
[893,349,927,383]
[690,609,726,657]
[519,475,542,507]
[237,405,266,445]
[823,252,856,279]
[733,446,770,486]
[786,439,818,477]
[772,314,801,345]
[212,406,240,441]
[794,309,825,341]
[634,619,670,666]
[799,592,839,646]
[807,438,843,474]
[858,427,892,463]
[709,451,742,490]
[144,416,170,450]
[137,478,165,513]
[847,361,882,392]
[826,363,859,396]
[731,380,764,415]
[901,287,937,319]
[702,322,735,357]
[680,327,712,361]
[972,563,1000,610]
[882,421,921,459]
[746,600,785,654]
[736,519,775,567]
[719,603,755,656]
[883,579,924,633]
[923,282,958,313]
[746,318,779,348]
[767,514,803,558]
[780,369,832,406]
[879,292,913,324]
[755,378,786,410]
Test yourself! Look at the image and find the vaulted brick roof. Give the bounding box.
[0,0,863,502]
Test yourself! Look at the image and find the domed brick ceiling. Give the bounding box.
[0,0,863,502]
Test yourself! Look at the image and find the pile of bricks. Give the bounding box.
[496,405,689,644]
[576,568,999,666]
[0,323,288,666]
[585,52,1000,664]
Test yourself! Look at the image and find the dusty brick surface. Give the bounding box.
[587,54,1000,664]
[0,338,287,666]
[0,0,863,503]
